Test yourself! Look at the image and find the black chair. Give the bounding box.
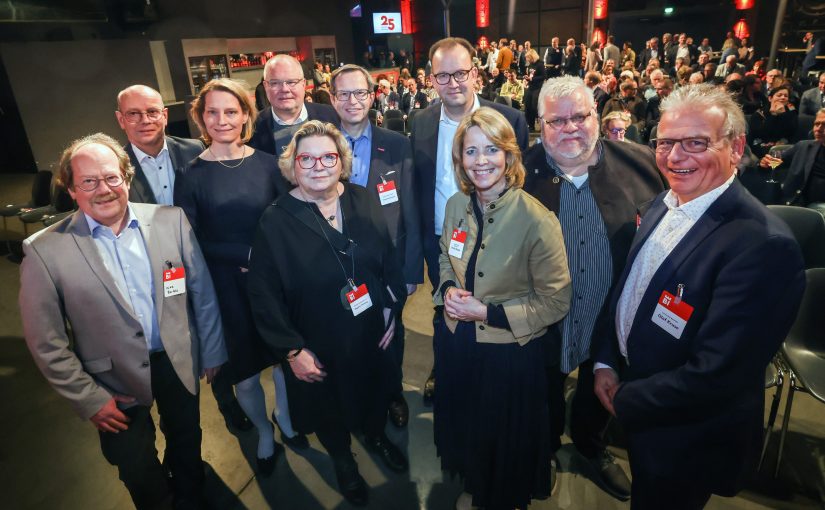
[19,179,74,235]
[384,117,406,134]
[1,170,53,233]
[773,269,825,476]
[383,109,404,122]
[367,109,378,126]
[625,124,642,144]
[767,205,825,269]
[793,114,815,142]
[493,96,511,107]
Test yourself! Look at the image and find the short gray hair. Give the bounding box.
[537,75,594,118]
[659,83,746,140]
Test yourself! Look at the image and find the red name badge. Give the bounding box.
[377,180,399,205]
[163,267,186,297]
[448,229,467,258]
[651,290,694,339]
[345,283,373,316]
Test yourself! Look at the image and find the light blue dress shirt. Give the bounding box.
[342,122,373,188]
[131,142,175,206]
[84,206,162,352]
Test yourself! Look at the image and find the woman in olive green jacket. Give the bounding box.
[432,107,571,510]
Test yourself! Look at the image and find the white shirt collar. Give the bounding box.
[131,140,169,163]
[271,103,308,126]
[439,95,480,126]
[662,173,736,221]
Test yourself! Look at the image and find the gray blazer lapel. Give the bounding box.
[68,211,136,316]
[133,205,165,326]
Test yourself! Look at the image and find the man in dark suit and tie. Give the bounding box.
[116,85,203,206]
[116,84,251,433]
[593,84,806,509]
[20,133,227,510]
[638,37,661,72]
[249,54,339,156]
[330,64,424,436]
[410,37,529,401]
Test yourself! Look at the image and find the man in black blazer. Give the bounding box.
[637,37,661,72]
[522,75,666,500]
[799,72,825,116]
[594,84,806,509]
[249,54,339,156]
[116,85,204,206]
[400,78,429,115]
[115,84,252,434]
[775,109,825,210]
[330,64,424,437]
[410,37,529,401]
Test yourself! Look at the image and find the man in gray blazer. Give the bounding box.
[799,72,825,116]
[19,133,227,510]
[330,64,424,433]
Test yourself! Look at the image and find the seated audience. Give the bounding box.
[748,84,798,158]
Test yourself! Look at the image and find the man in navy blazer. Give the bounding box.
[330,64,424,433]
[116,85,204,206]
[593,84,805,509]
[774,109,825,210]
[410,37,529,401]
[249,54,339,156]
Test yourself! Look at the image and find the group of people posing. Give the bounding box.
[19,35,808,510]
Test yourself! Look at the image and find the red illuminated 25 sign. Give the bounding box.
[373,12,402,34]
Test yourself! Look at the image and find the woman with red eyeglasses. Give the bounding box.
[247,120,407,506]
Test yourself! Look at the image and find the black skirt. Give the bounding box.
[434,318,552,510]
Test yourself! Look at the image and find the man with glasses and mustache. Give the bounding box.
[116,85,204,206]
[410,37,528,404]
[20,133,227,509]
[522,75,665,500]
[250,54,339,156]
[593,84,805,509]
[329,64,423,436]
[116,85,252,435]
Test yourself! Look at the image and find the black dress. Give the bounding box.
[434,195,551,510]
[174,149,290,384]
[247,183,406,433]
[747,107,798,158]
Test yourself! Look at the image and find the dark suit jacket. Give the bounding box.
[126,136,203,205]
[410,99,529,286]
[595,180,805,495]
[799,87,823,116]
[593,87,609,115]
[523,140,666,359]
[401,91,429,115]
[638,48,661,71]
[248,102,340,156]
[780,139,825,205]
[360,126,424,284]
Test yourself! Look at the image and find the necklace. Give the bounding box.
[208,145,247,168]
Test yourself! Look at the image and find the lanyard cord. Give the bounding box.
[300,188,357,290]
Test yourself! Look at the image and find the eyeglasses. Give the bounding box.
[266,79,304,89]
[75,175,125,192]
[609,128,626,135]
[541,111,594,130]
[295,152,339,169]
[650,137,713,153]
[334,89,371,102]
[120,109,163,124]
[432,68,473,85]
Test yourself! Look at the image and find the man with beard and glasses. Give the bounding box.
[522,75,666,500]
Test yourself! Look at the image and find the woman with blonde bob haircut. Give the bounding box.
[176,77,298,475]
[434,106,572,510]
[248,121,408,506]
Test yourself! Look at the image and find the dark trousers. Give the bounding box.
[99,351,202,510]
[315,392,388,460]
[389,314,406,398]
[547,358,611,458]
[423,233,441,292]
[210,365,235,410]
[630,474,712,510]
[524,88,540,131]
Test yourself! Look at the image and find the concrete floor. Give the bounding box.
[1,173,825,510]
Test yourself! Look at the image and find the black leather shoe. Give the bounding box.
[364,433,408,473]
[333,456,368,506]
[256,454,276,477]
[587,449,631,501]
[423,370,435,405]
[271,411,309,449]
[388,394,409,428]
[221,400,253,432]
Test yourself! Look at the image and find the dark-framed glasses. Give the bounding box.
[609,128,626,135]
[267,79,303,89]
[334,89,371,102]
[542,111,593,130]
[650,137,712,153]
[120,109,163,123]
[295,152,339,169]
[432,68,473,85]
[75,175,125,192]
